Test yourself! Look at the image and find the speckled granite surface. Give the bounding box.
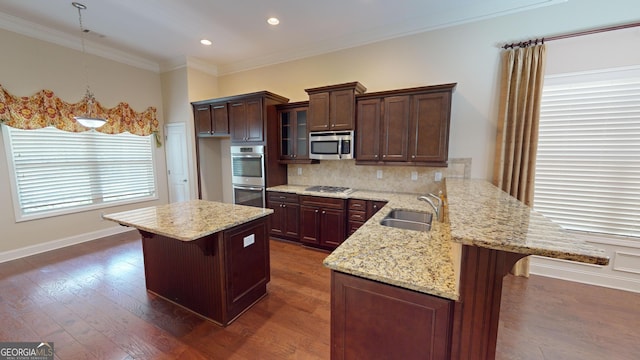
[445,179,609,265]
[103,200,273,241]
[268,180,609,301]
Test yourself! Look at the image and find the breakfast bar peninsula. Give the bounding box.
[103,200,273,326]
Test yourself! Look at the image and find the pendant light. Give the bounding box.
[72,2,106,129]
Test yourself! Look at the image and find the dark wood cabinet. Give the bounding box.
[139,216,270,326]
[348,199,387,235]
[229,98,264,143]
[299,195,346,249]
[267,191,300,241]
[306,82,366,131]
[192,101,229,136]
[355,83,456,167]
[382,95,410,161]
[331,271,453,360]
[191,91,289,198]
[277,101,317,163]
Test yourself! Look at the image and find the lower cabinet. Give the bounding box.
[348,199,387,235]
[299,195,346,249]
[267,191,300,242]
[331,271,453,360]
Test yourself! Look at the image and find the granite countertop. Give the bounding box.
[103,200,273,241]
[268,180,609,301]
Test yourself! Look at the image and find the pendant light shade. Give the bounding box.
[72,2,107,129]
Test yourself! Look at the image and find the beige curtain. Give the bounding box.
[493,44,547,277]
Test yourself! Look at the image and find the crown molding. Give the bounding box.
[0,11,160,73]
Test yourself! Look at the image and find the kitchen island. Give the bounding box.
[269,180,609,359]
[103,200,273,326]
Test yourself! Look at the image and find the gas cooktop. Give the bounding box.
[305,185,354,194]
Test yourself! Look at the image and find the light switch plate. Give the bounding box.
[243,234,255,247]
[435,171,443,182]
[297,167,302,175]
[411,171,418,181]
[377,170,383,179]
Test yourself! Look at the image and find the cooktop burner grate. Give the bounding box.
[305,185,354,194]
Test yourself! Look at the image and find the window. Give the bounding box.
[534,66,640,239]
[2,125,157,221]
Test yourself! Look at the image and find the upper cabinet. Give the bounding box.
[356,83,456,167]
[229,97,264,143]
[276,101,318,164]
[192,101,230,137]
[305,82,366,131]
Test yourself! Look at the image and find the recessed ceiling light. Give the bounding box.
[267,17,280,26]
[200,39,212,46]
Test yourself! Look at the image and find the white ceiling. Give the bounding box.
[0,0,565,74]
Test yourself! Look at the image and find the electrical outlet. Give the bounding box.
[376,170,383,179]
[435,171,443,182]
[297,167,302,176]
[411,171,418,181]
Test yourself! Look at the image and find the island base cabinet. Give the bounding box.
[331,271,453,360]
[139,217,270,327]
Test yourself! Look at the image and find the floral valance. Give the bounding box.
[0,84,159,137]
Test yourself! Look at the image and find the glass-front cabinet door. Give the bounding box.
[277,101,315,163]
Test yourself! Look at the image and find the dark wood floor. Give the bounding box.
[0,232,638,359]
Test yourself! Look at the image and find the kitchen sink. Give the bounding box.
[380,210,432,232]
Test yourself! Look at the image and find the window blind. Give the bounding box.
[534,67,640,239]
[3,125,156,219]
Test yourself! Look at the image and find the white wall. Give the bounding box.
[0,28,167,257]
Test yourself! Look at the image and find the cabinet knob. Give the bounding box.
[283,204,286,208]
[315,209,319,213]
[383,154,386,158]
[374,154,378,158]
[373,205,378,209]
[412,155,416,159]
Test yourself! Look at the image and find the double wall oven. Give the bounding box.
[231,145,266,208]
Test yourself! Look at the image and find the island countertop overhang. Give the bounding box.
[102,199,274,241]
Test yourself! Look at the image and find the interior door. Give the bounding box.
[165,123,191,203]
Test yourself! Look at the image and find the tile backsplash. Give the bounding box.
[287,158,471,194]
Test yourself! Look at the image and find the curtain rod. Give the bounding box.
[502,21,640,49]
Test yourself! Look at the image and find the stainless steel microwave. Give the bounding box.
[309,130,354,160]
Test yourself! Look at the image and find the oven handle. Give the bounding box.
[233,185,264,191]
[231,154,263,159]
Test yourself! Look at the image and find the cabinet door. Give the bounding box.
[330,89,356,130]
[224,218,270,322]
[279,110,294,159]
[409,92,451,163]
[331,271,452,360]
[295,109,309,159]
[308,92,330,131]
[283,202,300,239]
[194,104,212,135]
[211,103,229,135]
[320,208,346,248]
[356,98,381,161]
[229,101,247,142]
[382,95,410,161]
[299,205,320,245]
[367,200,387,219]
[245,98,264,142]
[268,200,285,237]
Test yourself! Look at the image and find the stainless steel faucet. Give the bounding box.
[418,193,443,222]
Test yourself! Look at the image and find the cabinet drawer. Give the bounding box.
[300,195,345,210]
[348,221,364,235]
[267,191,299,203]
[349,210,366,222]
[348,199,367,211]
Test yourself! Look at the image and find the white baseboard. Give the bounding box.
[530,256,640,294]
[0,226,136,264]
